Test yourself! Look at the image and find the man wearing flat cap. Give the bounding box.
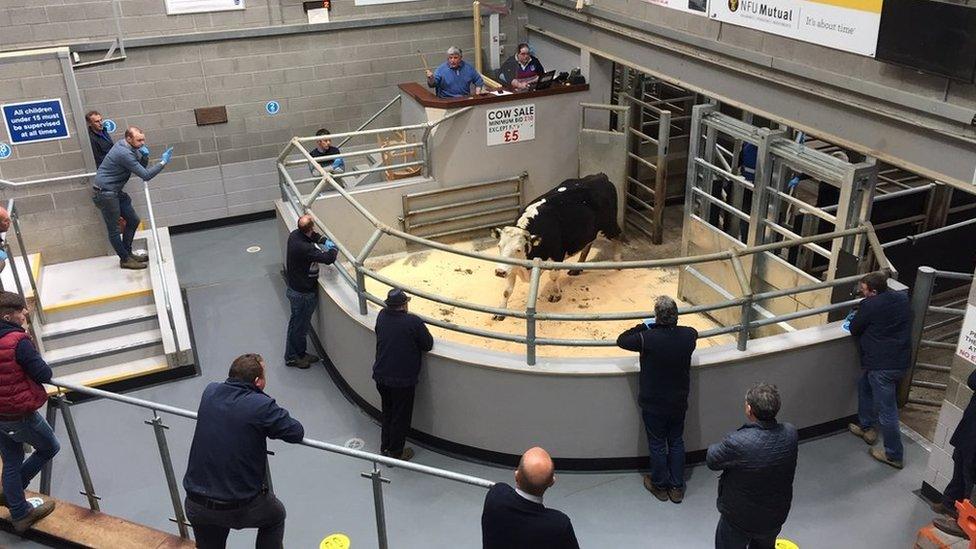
[372,288,433,461]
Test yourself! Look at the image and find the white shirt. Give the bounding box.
[515,487,543,505]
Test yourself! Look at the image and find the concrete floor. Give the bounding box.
[19,218,940,548]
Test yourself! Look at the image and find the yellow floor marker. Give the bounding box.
[321,533,351,549]
[775,539,799,549]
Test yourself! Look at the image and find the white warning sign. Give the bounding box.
[957,304,976,366]
[486,104,535,147]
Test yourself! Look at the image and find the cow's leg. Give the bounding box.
[546,268,563,303]
[493,273,519,321]
[610,238,622,264]
[568,243,593,276]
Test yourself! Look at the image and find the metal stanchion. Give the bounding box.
[525,263,542,366]
[146,413,190,538]
[900,266,936,407]
[361,461,391,549]
[54,395,100,511]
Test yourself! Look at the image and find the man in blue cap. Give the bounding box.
[372,288,433,461]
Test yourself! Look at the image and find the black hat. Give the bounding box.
[385,288,410,307]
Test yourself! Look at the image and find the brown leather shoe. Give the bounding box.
[642,475,669,502]
[933,516,969,539]
[120,257,147,270]
[668,486,684,504]
[869,447,903,469]
[12,499,56,533]
[848,423,878,445]
[396,447,414,461]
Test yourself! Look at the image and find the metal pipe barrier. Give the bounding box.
[143,181,178,351]
[42,379,494,546]
[0,171,96,188]
[900,266,975,407]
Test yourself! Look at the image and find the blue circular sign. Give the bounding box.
[102,119,116,133]
[265,101,280,115]
[0,143,11,160]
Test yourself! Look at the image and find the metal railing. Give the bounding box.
[0,171,96,188]
[0,200,47,325]
[142,180,178,349]
[900,266,974,407]
[40,379,494,546]
[276,125,892,364]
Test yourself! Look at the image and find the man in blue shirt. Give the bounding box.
[92,126,173,270]
[425,46,485,98]
[183,353,305,548]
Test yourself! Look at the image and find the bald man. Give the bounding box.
[481,447,580,549]
[284,215,337,368]
[92,126,172,269]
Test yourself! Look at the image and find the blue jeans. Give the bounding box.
[0,411,60,520]
[285,288,317,361]
[93,190,140,260]
[857,368,905,461]
[642,409,685,489]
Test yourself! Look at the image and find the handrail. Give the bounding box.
[143,181,178,349]
[42,378,494,545]
[336,95,402,150]
[2,200,46,324]
[882,217,976,249]
[0,171,96,188]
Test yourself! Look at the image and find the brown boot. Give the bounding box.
[396,447,415,461]
[642,475,669,502]
[120,257,147,270]
[848,423,878,445]
[869,447,903,469]
[668,486,684,504]
[12,499,56,533]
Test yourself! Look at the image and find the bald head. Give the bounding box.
[515,446,555,497]
[297,214,315,235]
[0,207,9,233]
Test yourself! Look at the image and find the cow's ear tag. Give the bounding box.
[530,235,542,246]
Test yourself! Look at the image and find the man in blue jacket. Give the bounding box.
[92,126,173,270]
[707,383,798,549]
[183,353,305,548]
[425,47,485,98]
[847,270,912,469]
[372,288,433,461]
[616,295,698,504]
[86,111,113,167]
[284,215,338,368]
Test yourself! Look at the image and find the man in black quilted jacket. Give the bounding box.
[707,383,798,549]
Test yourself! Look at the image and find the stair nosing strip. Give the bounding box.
[47,333,164,366]
[44,288,153,313]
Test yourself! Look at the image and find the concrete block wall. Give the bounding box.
[925,271,976,496]
[0,7,478,264]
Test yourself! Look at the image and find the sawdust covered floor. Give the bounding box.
[360,233,734,359]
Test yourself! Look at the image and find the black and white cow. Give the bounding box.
[490,173,622,319]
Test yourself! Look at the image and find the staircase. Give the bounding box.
[1,228,195,391]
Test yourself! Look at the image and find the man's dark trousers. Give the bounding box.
[285,288,316,361]
[942,448,976,511]
[715,515,778,549]
[376,382,415,456]
[185,490,286,549]
[92,190,139,260]
[642,408,685,489]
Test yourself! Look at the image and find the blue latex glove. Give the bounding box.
[642,318,655,328]
[332,157,345,173]
[160,147,174,165]
[787,175,800,190]
[138,145,150,157]
[842,310,855,332]
[323,239,337,251]
[0,250,7,261]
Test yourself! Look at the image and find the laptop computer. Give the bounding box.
[532,70,556,90]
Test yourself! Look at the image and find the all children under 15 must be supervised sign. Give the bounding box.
[2,99,70,145]
[486,104,535,147]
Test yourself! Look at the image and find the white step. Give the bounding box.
[0,253,41,299]
[39,305,159,349]
[40,255,152,323]
[46,355,170,395]
[45,329,163,375]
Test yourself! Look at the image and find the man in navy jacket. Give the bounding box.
[617,295,698,503]
[284,215,338,369]
[481,446,580,549]
[183,354,305,548]
[847,271,912,468]
[372,288,433,461]
[707,383,798,549]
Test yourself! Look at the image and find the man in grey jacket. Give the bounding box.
[707,383,798,549]
[92,126,172,270]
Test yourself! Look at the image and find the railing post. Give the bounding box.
[525,263,542,366]
[728,252,752,351]
[361,461,391,549]
[54,395,100,511]
[900,266,936,407]
[146,413,190,539]
[39,398,58,495]
[355,228,385,316]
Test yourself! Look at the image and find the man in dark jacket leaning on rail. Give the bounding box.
[707,383,798,549]
[372,288,433,461]
[616,295,698,504]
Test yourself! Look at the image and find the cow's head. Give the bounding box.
[491,226,541,278]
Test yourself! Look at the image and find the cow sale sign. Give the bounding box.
[486,104,535,146]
